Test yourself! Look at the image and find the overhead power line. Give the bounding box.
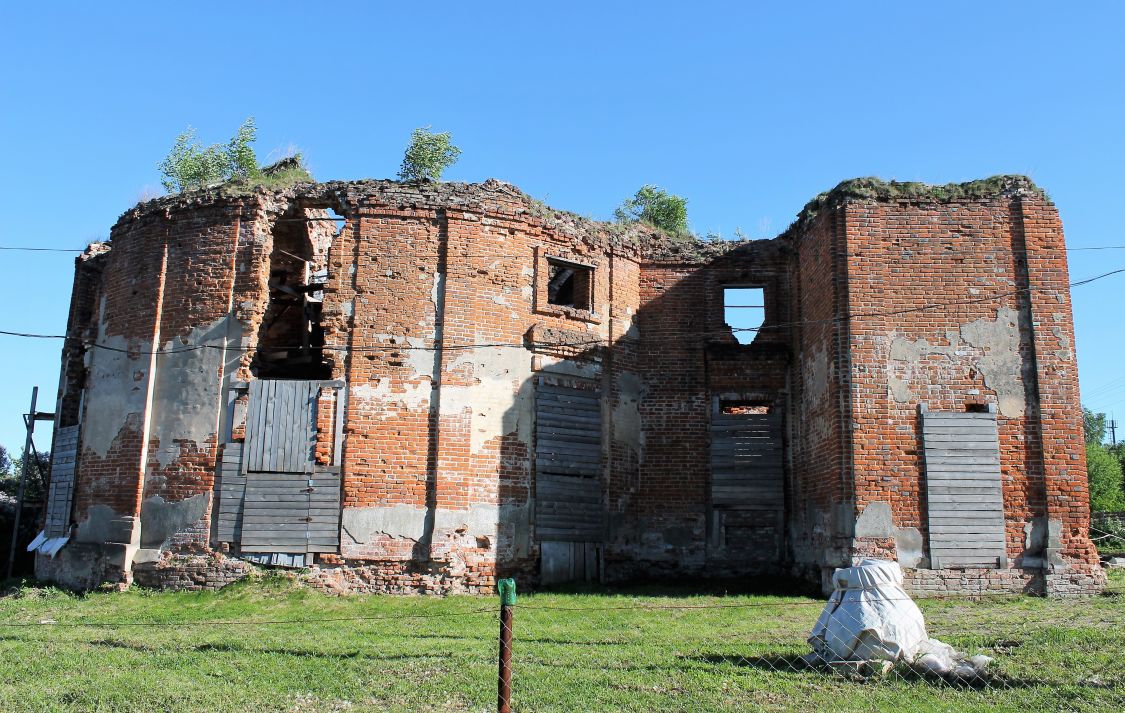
[3,243,1125,254]
[0,267,1121,357]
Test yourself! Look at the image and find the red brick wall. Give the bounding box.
[44,178,1101,596]
[789,207,852,581]
[842,193,1100,589]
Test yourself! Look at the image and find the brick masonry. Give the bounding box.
[35,175,1105,596]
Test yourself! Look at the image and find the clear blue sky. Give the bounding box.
[1,1,1124,453]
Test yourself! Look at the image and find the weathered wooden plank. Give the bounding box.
[537,481,603,497]
[924,449,1000,460]
[306,380,318,472]
[535,526,604,537]
[537,383,600,398]
[927,494,1007,504]
[537,391,603,407]
[536,438,603,452]
[536,449,602,464]
[924,412,996,421]
[537,407,603,425]
[921,432,1000,443]
[536,428,601,443]
[925,465,1002,475]
[922,523,1000,535]
[536,443,603,459]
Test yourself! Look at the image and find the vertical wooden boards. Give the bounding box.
[244,379,318,474]
[216,443,246,544]
[44,425,80,538]
[709,409,784,558]
[234,380,337,554]
[535,378,604,543]
[709,411,784,509]
[921,410,1007,568]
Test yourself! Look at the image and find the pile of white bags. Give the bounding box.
[808,559,992,678]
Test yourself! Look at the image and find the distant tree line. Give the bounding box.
[1085,407,1125,512]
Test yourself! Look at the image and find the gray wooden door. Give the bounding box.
[921,407,1007,568]
[217,380,341,556]
[534,377,604,544]
[243,379,318,474]
[44,425,80,538]
[709,409,784,557]
[239,472,341,554]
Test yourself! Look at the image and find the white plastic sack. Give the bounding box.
[808,559,929,662]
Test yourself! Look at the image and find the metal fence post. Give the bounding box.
[497,578,516,713]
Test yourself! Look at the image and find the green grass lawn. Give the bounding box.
[1,570,1123,712]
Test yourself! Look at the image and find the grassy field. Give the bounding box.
[0,571,1123,712]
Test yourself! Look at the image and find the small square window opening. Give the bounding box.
[547,259,593,310]
[724,287,765,344]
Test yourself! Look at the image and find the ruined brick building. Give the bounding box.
[30,175,1104,595]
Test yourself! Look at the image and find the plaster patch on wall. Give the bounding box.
[442,346,534,452]
[349,335,434,413]
[801,345,831,445]
[959,306,1026,417]
[613,371,643,452]
[139,492,210,548]
[75,505,137,545]
[804,345,830,407]
[342,503,500,544]
[854,501,895,537]
[82,299,151,458]
[886,307,1025,417]
[148,316,233,468]
[535,355,602,380]
[1051,326,1073,361]
[888,377,916,403]
[894,527,923,568]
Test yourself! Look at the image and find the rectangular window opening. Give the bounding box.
[720,399,772,415]
[724,287,765,345]
[547,259,592,310]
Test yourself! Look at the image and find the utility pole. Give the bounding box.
[5,387,55,581]
[1110,416,1118,446]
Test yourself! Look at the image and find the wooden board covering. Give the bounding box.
[710,412,784,510]
[535,378,603,542]
[239,470,341,554]
[243,380,319,474]
[921,409,1007,569]
[44,425,80,538]
[216,442,245,544]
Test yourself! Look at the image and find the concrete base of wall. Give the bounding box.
[34,544,133,592]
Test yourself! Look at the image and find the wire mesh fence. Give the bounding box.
[1,575,1124,712]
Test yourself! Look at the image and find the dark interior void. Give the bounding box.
[252,209,332,379]
[548,259,592,310]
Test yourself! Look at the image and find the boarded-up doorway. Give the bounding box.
[217,379,342,564]
[534,375,603,584]
[709,399,784,563]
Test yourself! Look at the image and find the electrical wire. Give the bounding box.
[0,267,1122,357]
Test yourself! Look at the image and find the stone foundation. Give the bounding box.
[132,553,253,591]
[302,559,496,595]
[903,564,1106,597]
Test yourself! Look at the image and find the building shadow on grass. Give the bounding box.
[538,574,822,599]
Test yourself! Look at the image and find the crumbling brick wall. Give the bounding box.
[37,175,1103,596]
